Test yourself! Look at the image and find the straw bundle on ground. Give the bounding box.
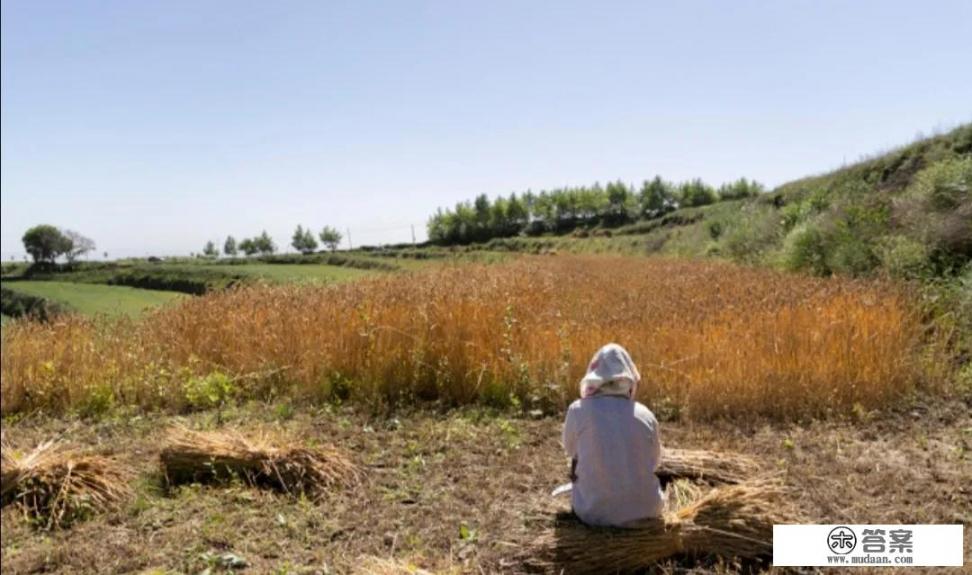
[657,448,761,486]
[520,479,798,574]
[1,439,19,502]
[160,426,361,496]
[0,440,131,529]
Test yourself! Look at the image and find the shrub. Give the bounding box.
[782,222,830,275]
[721,209,782,263]
[878,235,931,278]
[184,371,237,415]
[0,287,65,321]
[895,157,972,269]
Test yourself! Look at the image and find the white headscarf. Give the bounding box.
[579,343,641,399]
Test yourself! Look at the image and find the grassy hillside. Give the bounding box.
[410,124,972,279]
[2,281,185,318]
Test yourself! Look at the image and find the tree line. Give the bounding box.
[202,226,343,258]
[426,177,764,245]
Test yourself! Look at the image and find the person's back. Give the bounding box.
[561,343,664,527]
[563,396,663,526]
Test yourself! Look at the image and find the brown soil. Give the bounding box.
[1,398,969,574]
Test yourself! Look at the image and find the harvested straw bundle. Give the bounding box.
[1,438,19,502]
[0,440,131,529]
[521,479,798,574]
[160,426,361,496]
[657,448,761,486]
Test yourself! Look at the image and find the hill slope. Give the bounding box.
[413,124,971,279]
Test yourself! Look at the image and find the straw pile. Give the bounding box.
[160,426,361,496]
[657,448,761,486]
[0,439,131,529]
[521,479,798,574]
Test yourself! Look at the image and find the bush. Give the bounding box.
[782,222,830,275]
[829,234,879,276]
[721,209,782,263]
[0,287,65,320]
[878,235,931,278]
[184,371,237,413]
[895,157,972,270]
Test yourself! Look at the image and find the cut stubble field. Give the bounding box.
[0,400,968,574]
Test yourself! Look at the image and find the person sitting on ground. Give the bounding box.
[562,343,664,527]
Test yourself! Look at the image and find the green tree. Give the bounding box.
[678,179,717,207]
[473,194,492,241]
[292,225,318,254]
[453,202,477,243]
[529,191,555,234]
[22,225,72,263]
[202,240,219,258]
[239,238,259,256]
[506,193,528,231]
[576,186,605,221]
[319,226,343,251]
[255,230,276,255]
[427,209,450,244]
[489,196,509,237]
[718,178,765,200]
[223,235,238,256]
[639,176,677,218]
[604,180,633,225]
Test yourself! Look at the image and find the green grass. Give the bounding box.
[2,281,186,318]
[174,263,373,283]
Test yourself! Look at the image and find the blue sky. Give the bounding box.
[2,1,970,258]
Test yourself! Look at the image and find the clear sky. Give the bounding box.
[2,1,970,258]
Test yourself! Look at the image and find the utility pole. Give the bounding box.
[411,224,416,246]
[347,228,353,250]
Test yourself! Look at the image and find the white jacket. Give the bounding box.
[562,396,664,527]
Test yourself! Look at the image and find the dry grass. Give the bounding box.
[0,440,131,529]
[0,256,938,419]
[2,402,969,573]
[160,426,361,496]
[658,448,761,485]
[354,555,436,575]
[521,479,799,574]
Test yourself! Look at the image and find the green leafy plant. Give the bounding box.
[184,371,236,422]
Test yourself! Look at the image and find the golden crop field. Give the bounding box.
[0,256,942,419]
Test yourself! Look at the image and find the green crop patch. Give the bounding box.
[2,281,185,318]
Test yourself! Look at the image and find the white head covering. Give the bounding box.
[579,343,641,399]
